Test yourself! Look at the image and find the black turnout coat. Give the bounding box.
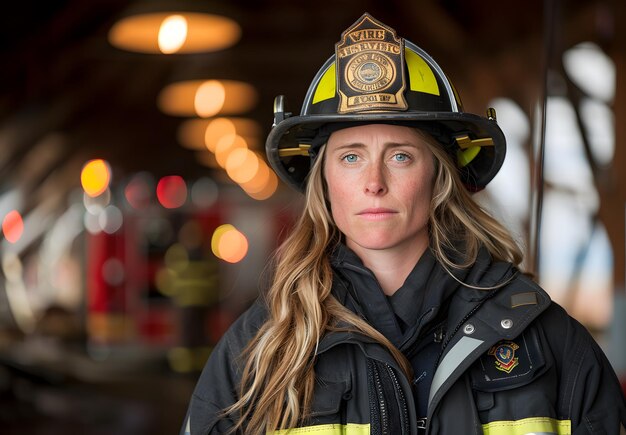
[181,248,626,434]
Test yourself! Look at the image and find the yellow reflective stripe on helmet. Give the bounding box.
[482,417,571,435]
[312,49,441,103]
[405,48,440,96]
[312,63,337,104]
[269,423,370,435]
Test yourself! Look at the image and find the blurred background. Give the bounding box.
[0,0,624,433]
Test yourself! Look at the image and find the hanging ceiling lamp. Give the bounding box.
[177,118,262,151]
[108,1,241,54]
[157,79,258,117]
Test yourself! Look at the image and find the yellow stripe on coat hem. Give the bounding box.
[482,417,571,435]
[269,423,370,434]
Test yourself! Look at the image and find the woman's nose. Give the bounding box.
[364,163,387,195]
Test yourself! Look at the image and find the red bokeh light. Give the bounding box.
[156,175,187,209]
[2,210,24,244]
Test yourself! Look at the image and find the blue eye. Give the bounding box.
[393,153,410,162]
[343,154,358,163]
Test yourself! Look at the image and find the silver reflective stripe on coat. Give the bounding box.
[428,336,484,406]
[185,416,191,435]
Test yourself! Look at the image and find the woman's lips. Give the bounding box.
[356,208,398,220]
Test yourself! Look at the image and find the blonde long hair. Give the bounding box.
[225,129,523,434]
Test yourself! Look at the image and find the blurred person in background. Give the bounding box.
[181,13,626,435]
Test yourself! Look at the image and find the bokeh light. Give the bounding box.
[108,12,241,54]
[84,189,112,215]
[211,224,248,263]
[158,15,188,54]
[218,229,249,263]
[190,177,219,209]
[157,80,257,117]
[194,80,226,118]
[580,98,615,166]
[81,159,111,198]
[226,148,259,184]
[99,205,124,234]
[84,212,101,235]
[215,135,247,167]
[244,170,278,201]
[125,172,154,210]
[177,117,261,151]
[204,118,236,152]
[240,159,271,194]
[164,243,189,269]
[2,210,24,244]
[563,41,615,103]
[156,175,187,209]
[102,258,125,286]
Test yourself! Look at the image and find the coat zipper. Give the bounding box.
[369,360,389,435]
[384,363,409,434]
[368,359,410,435]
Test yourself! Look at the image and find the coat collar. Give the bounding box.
[427,273,551,418]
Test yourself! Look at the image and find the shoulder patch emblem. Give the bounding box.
[470,330,547,392]
[488,341,520,373]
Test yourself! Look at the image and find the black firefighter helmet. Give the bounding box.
[265,13,506,193]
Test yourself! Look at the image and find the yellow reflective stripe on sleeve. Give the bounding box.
[312,63,337,104]
[482,417,571,435]
[269,423,370,435]
[405,48,440,96]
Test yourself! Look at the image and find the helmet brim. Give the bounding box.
[266,111,506,192]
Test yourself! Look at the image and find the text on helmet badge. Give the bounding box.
[335,13,408,114]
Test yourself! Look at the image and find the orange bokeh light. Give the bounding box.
[194,80,226,118]
[225,148,259,184]
[204,118,236,152]
[2,210,24,244]
[158,80,257,118]
[211,224,248,263]
[245,170,278,200]
[215,135,247,167]
[81,159,111,198]
[108,12,241,54]
[240,159,271,194]
[158,15,188,54]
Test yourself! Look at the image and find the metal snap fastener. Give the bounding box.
[463,323,475,335]
[501,319,513,329]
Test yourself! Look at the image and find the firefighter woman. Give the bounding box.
[182,13,626,435]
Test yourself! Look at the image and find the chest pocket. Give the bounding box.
[310,379,352,420]
[470,327,548,399]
